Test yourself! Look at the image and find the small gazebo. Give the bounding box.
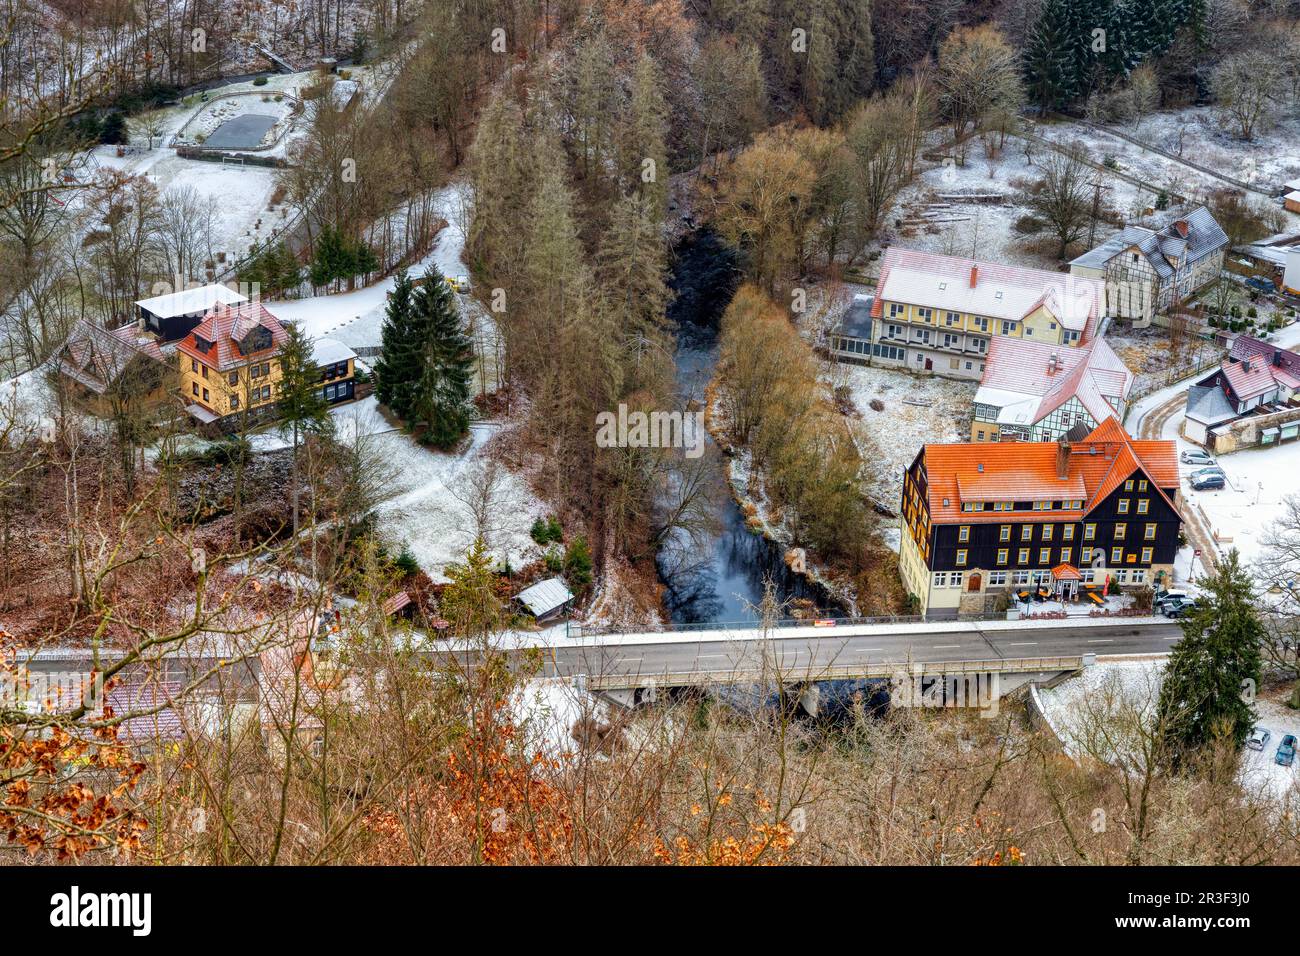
[1050,563,1082,601]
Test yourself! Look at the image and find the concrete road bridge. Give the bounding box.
[479,615,1185,711]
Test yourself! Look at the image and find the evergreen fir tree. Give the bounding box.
[622,54,670,219]
[411,266,474,449]
[100,111,126,145]
[1024,0,1080,112]
[309,225,349,288]
[1156,550,1264,767]
[373,269,422,416]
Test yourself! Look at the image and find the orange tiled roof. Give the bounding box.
[917,419,1179,524]
[177,301,288,371]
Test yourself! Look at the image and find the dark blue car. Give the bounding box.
[1277,735,1296,767]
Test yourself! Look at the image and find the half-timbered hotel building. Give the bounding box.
[899,419,1181,617]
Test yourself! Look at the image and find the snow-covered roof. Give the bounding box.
[56,320,167,394]
[311,337,356,366]
[874,249,1100,332]
[1070,206,1228,280]
[136,283,247,319]
[974,336,1133,428]
[516,577,573,618]
[329,79,359,110]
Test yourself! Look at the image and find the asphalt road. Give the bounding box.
[513,619,1185,684]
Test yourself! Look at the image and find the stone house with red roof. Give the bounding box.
[899,419,1180,617]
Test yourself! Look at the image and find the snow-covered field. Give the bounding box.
[89,132,288,264]
[366,421,544,582]
[1038,657,1300,807]
[1031,111,1300,229]
[888,147,1054,270]
[834,362,975,508]
[1083,107,1300,201]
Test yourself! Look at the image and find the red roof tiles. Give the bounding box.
[177,301,289,371]
[917,418,1178,524]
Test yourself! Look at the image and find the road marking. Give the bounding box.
[696,654,730,660]
[1163,636,1180,641]
[613,657,642,665]
[1005,642,1038,647]
[1087,639,1114,644]
[851,647,884,653]
[933,644,961,649]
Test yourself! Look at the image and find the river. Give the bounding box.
[655,230,846,625]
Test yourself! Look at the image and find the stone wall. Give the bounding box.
[1209,403,1300,454]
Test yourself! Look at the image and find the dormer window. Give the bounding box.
[237,325,272,356]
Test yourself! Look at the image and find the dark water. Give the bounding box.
[655,231,846,625]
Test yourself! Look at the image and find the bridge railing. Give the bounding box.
[569,613,927,639]
[583,656,1086,690]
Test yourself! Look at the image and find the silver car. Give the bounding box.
[1248,727,1271,751]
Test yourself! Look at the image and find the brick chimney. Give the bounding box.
[969,265,979,288]
[1048,352,1059,375]
[1056,438,1071,479]
[1174,220,1189,238]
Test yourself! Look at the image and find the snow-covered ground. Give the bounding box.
[266,181,501,393]
[888,146,1056,270]
[833,362,975,509]
[1130,321,1300,570]
[1038,657,1300,807]
[366,421,543,582]
[1080,107,1300,205]
[1032,112,1300,231]
[87,140,286,264]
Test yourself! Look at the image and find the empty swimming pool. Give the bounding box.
[204,114,278,149]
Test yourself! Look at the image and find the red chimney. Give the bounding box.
[969,265,979,288]
[1056,439,1071,480]
[1174,220,1189,238]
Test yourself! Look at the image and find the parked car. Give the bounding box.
[1155,588,1189,607]
[1161,599,1200,618]
[1181,450,1216,466]
[1246,277,1275,295]
[1276,735,1297,767]
[1191,465,1227,481]
[1248,727,1271,751]
[1191,473,1226,491]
